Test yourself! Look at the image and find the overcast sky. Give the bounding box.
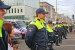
[42,0,75,18]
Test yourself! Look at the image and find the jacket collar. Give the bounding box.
[35,17,44,23]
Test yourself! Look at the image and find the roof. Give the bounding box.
[40,1,54,7]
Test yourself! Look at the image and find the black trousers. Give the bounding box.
[62,30,67,39]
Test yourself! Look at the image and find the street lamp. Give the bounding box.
[55,0,58,22]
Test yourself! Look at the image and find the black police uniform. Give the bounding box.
[46,24,54,50]
[25,17,48,50]
[0,27,8,50]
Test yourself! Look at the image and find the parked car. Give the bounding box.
[16,21,27,32]
[25,21,31,25]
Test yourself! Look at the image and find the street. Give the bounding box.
[18,33,75,50]
[0,0,75,50]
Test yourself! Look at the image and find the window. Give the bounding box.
[18,9,19,13]
[14,8,16,13]
[9,10,10,13]
[12,8,13,13]
[16,16,18,19]
[4,16,6,19]
[21,9,23,13]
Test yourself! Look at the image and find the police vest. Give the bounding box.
[29,17,45,29]
[55,24,61,28]
[61,24,63,27]
[64,24,67,26]
[0,20,3,37]
[69,24,72,26]
[46,25,53,32]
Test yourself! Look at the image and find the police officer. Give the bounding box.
[58,22,63,43]
[46,20,54,50]
[25,8,48,50]
[0,1,11,50]
[54,22,61,46]
[64,22,68,36]
[62,22,67,39]
[69,23,73,32]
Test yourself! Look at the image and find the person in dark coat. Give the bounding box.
[25,8,48,50]
[0,1,11,50]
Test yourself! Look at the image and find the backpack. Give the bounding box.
[25,36,32,48]
[25,25,37,48]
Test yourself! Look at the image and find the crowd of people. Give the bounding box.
[25,8,73,50]
[0,0,73,50]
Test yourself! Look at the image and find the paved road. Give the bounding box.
[18,33,75,50]
[53,33,75,50]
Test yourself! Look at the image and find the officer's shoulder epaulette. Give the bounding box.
[29,20,37,25]
[33,20,36,22]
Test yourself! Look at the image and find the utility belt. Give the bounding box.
[48,32,54,43]
[48,32,53,35]
[56,27,61,29]
[31,43,47,50]
[36,45,47,50]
